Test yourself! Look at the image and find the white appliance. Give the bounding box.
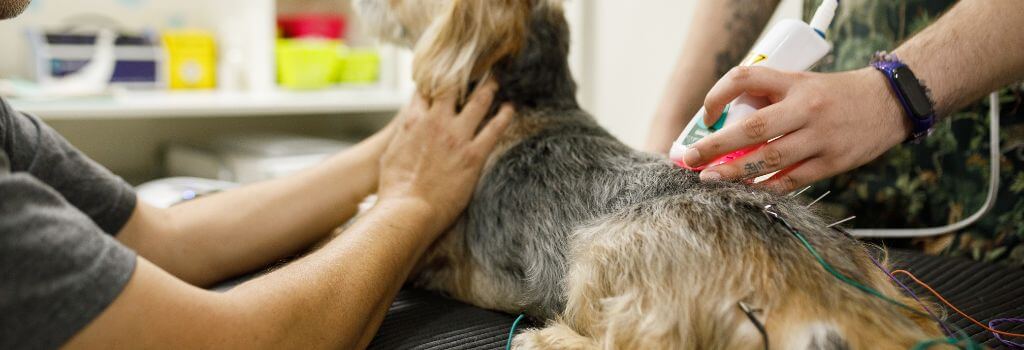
[165,134,352,184]
[136,177,239,208]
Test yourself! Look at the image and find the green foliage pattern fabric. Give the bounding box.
[802,0,1024,267]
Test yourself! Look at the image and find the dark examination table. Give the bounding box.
[366,251,1024,349]
[217,250,1024,349]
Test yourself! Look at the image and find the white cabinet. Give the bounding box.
[0,0,413,120]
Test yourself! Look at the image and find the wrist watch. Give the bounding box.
[870,52,936,143]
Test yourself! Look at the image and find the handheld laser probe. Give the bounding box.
[669,0,839,171]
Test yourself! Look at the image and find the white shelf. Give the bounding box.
[9,87,410,120]
[3,0,417,121]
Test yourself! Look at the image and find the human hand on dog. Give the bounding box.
[682,66,911,193]
[378,81,515,236]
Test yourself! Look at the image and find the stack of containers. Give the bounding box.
[276,14,379,90]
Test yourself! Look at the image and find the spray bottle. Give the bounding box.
[669,0,839,171]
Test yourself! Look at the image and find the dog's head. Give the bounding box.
[357,0,559,100]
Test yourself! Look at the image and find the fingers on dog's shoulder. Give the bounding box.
[403,94,431,127]
[461,81,499,123]
[473,104,515,151]
[430,92,459,116]
[411,94,429,111]
[469,79,499,102]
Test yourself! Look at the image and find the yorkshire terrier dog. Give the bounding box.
[356,1,943,348]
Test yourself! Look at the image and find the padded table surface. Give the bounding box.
[889,251,1024,348]
[367,251,1024,349]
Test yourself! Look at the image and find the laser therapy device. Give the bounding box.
[669,0,838,171]
[669,0,1005,239]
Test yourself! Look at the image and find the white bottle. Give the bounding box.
[669,0,838,170]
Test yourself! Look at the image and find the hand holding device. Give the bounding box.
[669,0,838,172]
[685,67,911,193]
[669,0,929,193]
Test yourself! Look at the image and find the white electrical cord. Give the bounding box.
[851,92,1001,238]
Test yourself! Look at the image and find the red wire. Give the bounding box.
[890,269,1024,338]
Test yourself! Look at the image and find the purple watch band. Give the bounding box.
[870,53,936,143]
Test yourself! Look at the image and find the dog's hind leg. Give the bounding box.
[513,322,598,350]
[409,218,524,313]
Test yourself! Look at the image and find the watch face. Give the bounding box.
[892,66,934,119]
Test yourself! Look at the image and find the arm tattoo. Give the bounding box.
[714,0,781,78]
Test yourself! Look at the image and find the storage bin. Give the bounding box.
[276,39,341,89]
[337,47,379,84]
[162,30,217,89]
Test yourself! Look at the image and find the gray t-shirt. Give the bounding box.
[0,97,137,349]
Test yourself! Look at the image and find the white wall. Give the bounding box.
[574,0,803,149]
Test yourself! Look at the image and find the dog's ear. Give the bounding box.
[412,0,532,100]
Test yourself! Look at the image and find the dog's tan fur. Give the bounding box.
[511,200,941,349]
[356,1,948,348]
[403,0,531,99]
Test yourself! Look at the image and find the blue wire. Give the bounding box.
[506,314,526,350]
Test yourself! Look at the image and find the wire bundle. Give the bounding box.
[891,269,1024,349]
[762,205,984,349]
[502,204,1020,349]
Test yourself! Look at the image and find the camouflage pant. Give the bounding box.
[803,0,1024,267]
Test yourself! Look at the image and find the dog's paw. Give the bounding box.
[512,324,597,350]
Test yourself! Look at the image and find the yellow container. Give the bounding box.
[337,48,380,84]
[162,30,217,89]
[276,39,341,90]
[337,47,382,83]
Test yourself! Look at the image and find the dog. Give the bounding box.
[356,1,944,348]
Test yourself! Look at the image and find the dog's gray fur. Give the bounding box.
[359,1,941,348]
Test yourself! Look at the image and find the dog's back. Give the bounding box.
[516,184,943,349]
[463,107,697,317]
[358,0,945,348]
[417,103,943,349]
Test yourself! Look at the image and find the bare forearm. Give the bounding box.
[73,87,505,349]
[70,201,441,349]
[173,155,374,284]
[226,199,438,349]
[647,0,780,152]
[125,129,391,286]
[893,0,1024,117]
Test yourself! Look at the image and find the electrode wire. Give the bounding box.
[506,313,526,350]
[989,318,1024,348]
[863,250,953,336]
[763,205,979,349]
[891,269,1024,339]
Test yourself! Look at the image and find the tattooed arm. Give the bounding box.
[645,0,782,153]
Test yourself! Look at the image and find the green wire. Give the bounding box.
[776,215,980,350]
[911,337,960,350]
[789,228,923,313]
[910,336,983,350]
[507,314,526,350]
[498,207,983,350]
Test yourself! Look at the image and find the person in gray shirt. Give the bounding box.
[0,2,515,347]
[1,102,138,349]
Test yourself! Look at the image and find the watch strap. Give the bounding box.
[870,52,936,143]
